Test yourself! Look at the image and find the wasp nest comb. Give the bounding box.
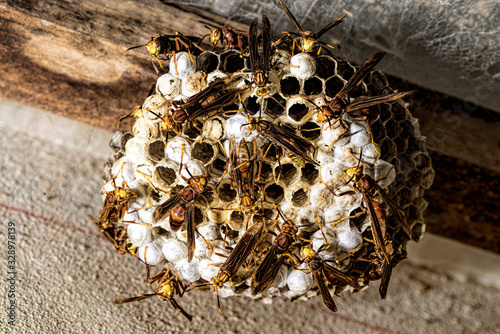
[95,4,434,320]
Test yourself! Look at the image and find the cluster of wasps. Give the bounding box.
[92,0,416,321]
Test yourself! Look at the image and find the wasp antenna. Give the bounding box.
[124,44,146,53]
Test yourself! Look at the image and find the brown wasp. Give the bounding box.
[90,162,149,255]
[115,269,192,321]
[125,33,204,75]
[148,75,245,136]
[277,0,347,55]
[247,15,275,115]
[300,244,361,312]
[202,25,248,51]
[360,231,395,300]
[219,135,260,214]
[89,215,137,256]
[331,148,411,298]
[149,149,213,262]
[195,216,266,314]
[311,52,414,153]
[245,117,319,168]
[250,206,305,295]
[182,75,246,123]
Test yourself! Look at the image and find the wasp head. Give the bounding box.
[209,28,222,46]
[300,245,316,263]
[299,33,318,53]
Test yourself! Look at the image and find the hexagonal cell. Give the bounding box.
[291,188,309,207]
[287,100,309,123]
[274,162,300,187]
[303,76,323,95]
[300,122,321,141]
[220,51,245,73]
[153,164,178,188]
[398,120,414,139]
[279,74,301,97]
[262,143,278,163]
[380,138,397,160]
[421,168,435,190]
[264,183,285,203]
[412,152,432,173]
[385,119,399,139]
[393,137,408,154]
[228,210,247,231]
[183,121,202,140]
[368,70,389,91]
[391,102,407,121]
[258,161,273,183]
[300,163,318,185]
[315,56,337,79]
[379,103,393,123]
[370,119,386,143]
[218,179,237,203]
[397,187,414,205]
[243,95,261,116]
[119,132,134,151]
[196,52,219,73]
[208,156,227,179]
[325,75,345,97]
[192,140,217,165]
[147,139,166,162]
[266,94,286,117]
[203,117,225,141]
[335,60,355,80]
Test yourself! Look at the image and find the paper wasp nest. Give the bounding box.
[102,47,434,308]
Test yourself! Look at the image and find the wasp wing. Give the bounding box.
[313,269,338,312]
[334,52,386,101]
[251,244,285,295]
[315,13,347,39]
[277,0,304,33]
[345,91,415,114]
[186,204,196,262]
[152,192,183,224]
[261,15,273,74]
[374,183,412,237]
[249,18,259,74]
[219,219,265,275]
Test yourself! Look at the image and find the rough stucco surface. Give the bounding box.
[175,0,500,114]
[0,107,500,333]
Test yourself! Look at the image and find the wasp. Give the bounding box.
[250,206,303,295]
[301,244,361,312]
[202,25,248,51]
[182,75,245,123]
[277,0,347,55]
[150,153,212,262]
[148,75,245,137]
[115,269,192,321]
[247,15,275,114]
[89,215,137,256]
[197,217,266,314]
[90,162,149,255]
[312,52,414,153]
[245,117,318,168]
[224,135,260,214]
[360,235,395,299]
[332,149,411,298]
[125,33,204,75]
